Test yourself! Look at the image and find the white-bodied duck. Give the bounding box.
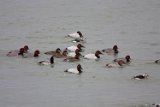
[84,50,103,60]
[64,64,83,74]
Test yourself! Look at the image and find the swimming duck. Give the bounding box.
[63,54,81,62]
[64,64,83,74]
[53,50,68,58]
[66,44,85,52]
[44,48,61,55]
[132,73,149,80]
[106,60,125,68]
[84,50,103,60]
[114,55,131,63]
[155,59,160,64]
[6,45,29,57]
[68,31,83,39]
[102,45,119,54]
[7,48,21,57]
[152,103,160,107]
[67,49,81,57]
[38,56,54,65]
[23,50,40,58]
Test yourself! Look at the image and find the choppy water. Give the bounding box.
[0,0,160,107]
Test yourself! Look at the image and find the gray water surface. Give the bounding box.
[0,0,160,107]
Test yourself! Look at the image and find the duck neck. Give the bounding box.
[50,57,54,64]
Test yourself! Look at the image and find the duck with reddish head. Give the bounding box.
[67,49,81,57]
[102,45,119,54]
[6,45,29,57]
[38,56,54,66]
[64,64,83,74]
[63,54,81,62]
[66,44,85,52]
[114,55,131,64]
[68,31,83,40]
[44,48,61,55]
[84,50,103,60]
[23,50,40,58]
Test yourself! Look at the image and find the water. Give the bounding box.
[0,0,160,107]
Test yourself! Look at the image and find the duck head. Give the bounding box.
[95,50,103,58]
[77,64,83,74]
[113,45,119,54]
[125,55,131,62]
[56,48,61,53]
[34,50,40,57]
[77,31,83,38]
[24,45,29,53]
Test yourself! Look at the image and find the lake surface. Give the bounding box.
[0,0,160,107]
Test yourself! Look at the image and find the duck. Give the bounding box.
[53,50,68,58]
[44,48,61,55]
[102,45,119,54]
[6,45,29,57]
[63,54,81,62]
[7,48,21,57]
[84,50,103,60]
[132,73,149,80]
[23,50,40,58]
[66,44,85,52]
[155,59,160,64]
[106,60,125,68]
[68,31,83,39]
[152,103,160,107]
[38,56,54,65]
[67,49,81,57]
[64,64,83,74]
[113,55,131,63]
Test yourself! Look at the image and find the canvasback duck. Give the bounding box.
[106,60,125,68]
[155,59,160,64]
[38,56,54,65]
[66,44,85,52]
[44,48,61,55]
[53,50,68,58]
[84,50,103,60]
[102,45,119,54]
[64,64,83,74]
[63,54,81,62]
[68,31,83,39]
[23,50,40,58]
[132,73,149,80]
[114,55,131,63]
[67,49,81,57]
